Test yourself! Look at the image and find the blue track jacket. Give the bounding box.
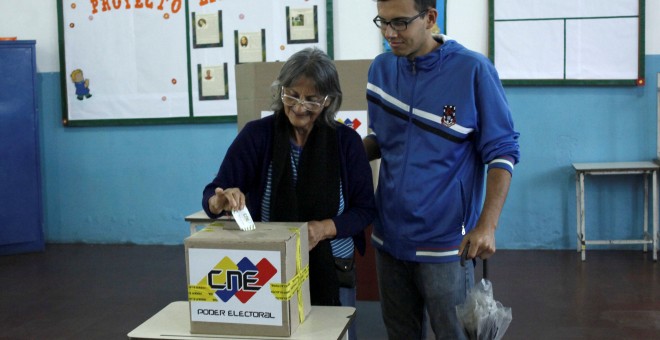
[366,35,520,263]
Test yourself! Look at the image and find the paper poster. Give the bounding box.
[59,0,329,125]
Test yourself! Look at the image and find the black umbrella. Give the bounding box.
[456,245,512,340]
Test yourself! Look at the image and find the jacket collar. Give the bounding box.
[399,34,459,71]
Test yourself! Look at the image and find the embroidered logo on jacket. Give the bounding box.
[442,105,456,127]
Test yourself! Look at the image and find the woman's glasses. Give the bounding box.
[281,87,328,111]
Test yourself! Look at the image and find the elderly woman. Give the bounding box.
[202,48,376,313]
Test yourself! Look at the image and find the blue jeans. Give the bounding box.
[339,286,357,339]
[375,249,474,340]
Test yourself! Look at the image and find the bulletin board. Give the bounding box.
[489,0,645,86]
[57,0,332,126]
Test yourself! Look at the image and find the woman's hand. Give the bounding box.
[307,219,337,250]
[208,187,245,214]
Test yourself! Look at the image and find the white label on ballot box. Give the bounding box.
[188,248,283,325]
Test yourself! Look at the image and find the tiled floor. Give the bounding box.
[1,244,659,339]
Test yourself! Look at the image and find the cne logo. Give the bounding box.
[336,118,362,131]
[200,256,278,304]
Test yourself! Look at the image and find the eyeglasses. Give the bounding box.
[373,10,428,32]
[281,87,328,111]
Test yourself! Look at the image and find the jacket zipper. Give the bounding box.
[460,180,467,236]
[399,58,415,190]
[396,58,415,245]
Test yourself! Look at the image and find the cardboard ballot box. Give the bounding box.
[184,221,311,337]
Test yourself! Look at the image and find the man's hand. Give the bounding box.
[458,167,511,260]
[459,224,496,260]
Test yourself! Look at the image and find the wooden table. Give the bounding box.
[184,210,229,235]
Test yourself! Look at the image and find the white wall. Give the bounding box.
[648,0,660,54]
[444,0,660,56]
[347,0,660,56]
[1,0,658,73]
[333,0,381,59]
[445,0,488,55]
[0,0,60,72]
[0,0,385,72]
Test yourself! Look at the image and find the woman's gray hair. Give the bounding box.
[270,47,342,127]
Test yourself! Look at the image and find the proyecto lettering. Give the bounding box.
[90,0,182,14]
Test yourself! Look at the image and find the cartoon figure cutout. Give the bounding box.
[70,69,92,100]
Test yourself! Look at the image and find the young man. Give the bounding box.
[363,0,520,338]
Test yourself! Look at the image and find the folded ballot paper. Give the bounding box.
[231,206,256,231]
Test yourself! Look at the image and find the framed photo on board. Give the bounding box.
[57,0,333,126]
[192,11,223,48]
[235,30,266,64]
[197,63,229,100]
[286,6,319,44]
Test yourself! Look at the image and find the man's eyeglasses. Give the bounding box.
[373,10,428,32]
[281,87,328,111]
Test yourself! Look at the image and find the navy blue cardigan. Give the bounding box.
[202,114,376,255]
